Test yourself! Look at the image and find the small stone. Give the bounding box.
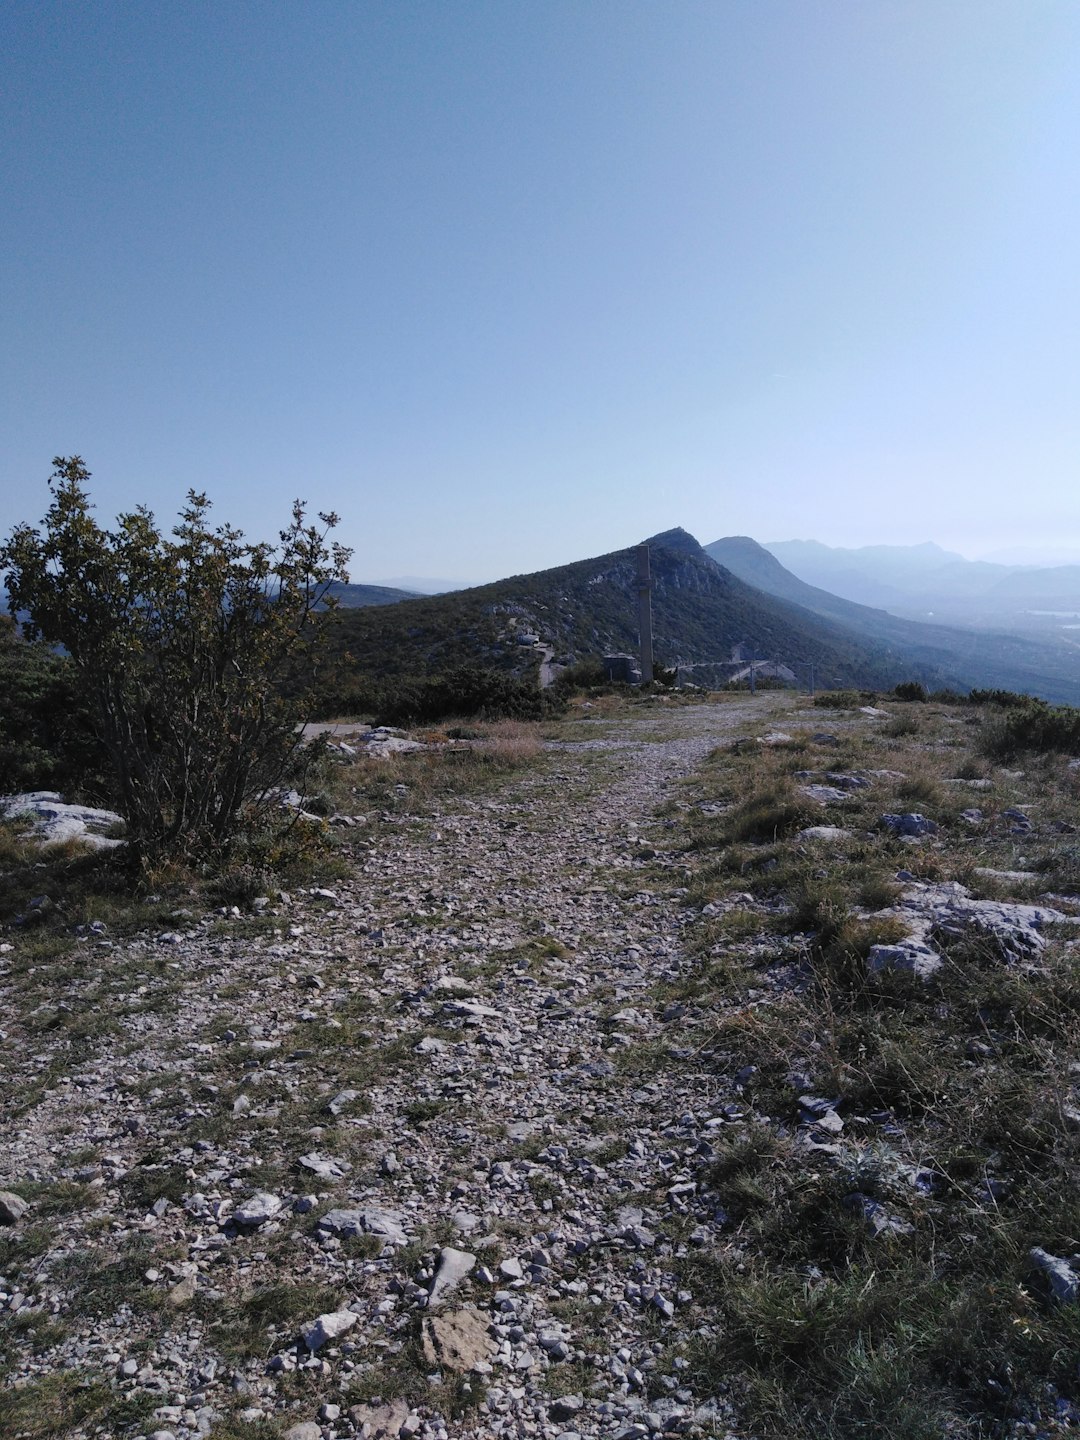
[282,1426,322,1440]
[429,1246,476,1305]
[1029,1247,1080,1303]
[297,1151,349,1179]
[880,812,938,837]
[167,1274,197,1307]
[0,1191,28,1224]
[550,1394,584,1421]
[325,1088,359,1116]
[233,1192,283,1228]
[798,825,852,842]
[304,1309,359,1350]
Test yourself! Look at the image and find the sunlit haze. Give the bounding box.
[3,2,1078,583]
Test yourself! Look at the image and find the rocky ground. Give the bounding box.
[1,694,795,1440]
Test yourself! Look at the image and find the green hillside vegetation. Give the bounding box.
[319,528,966,712]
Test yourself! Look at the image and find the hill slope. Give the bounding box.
[325,528,970,694]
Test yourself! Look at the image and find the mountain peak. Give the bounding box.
[643,527,706,559]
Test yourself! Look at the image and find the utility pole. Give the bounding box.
[637,544,654,683]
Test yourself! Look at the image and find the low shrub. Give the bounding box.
[723,782,818,844]
[968,687,1035,707]
[548,656,610,697]
[814,690,864,709]
[372,666,555,726]
[978,698,1080,760]
[893,680,929,702]
[883,712,919,738]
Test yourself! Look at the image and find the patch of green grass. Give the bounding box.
[0,1310,69,1363]
[211,1281,341,1360]
[6,1179,99,1217]
[403,1098,448,1126]
[51,1238,171,1319]
[0,1373,116,1440]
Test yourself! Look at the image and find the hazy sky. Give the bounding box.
[3,2,1079,582]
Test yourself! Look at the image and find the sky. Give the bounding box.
[3,2,1079,584]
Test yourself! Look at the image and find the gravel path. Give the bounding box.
[0,694,797,1440]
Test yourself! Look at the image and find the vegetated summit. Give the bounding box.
[324,528,971,693]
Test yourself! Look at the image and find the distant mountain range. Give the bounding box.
[325,529,1080,705]
[324,582,420,607]
[764,538,1080,629]
[706,536,1080,703]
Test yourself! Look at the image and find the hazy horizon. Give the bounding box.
[366,531,1080,593]
[4,3,1079,579]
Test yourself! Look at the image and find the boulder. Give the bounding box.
[867,937,944,981]
[1,792,125,850]
[347,1400,413,1438]
[318,1207,408,1246]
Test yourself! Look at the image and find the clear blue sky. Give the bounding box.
[3,2,1079,581]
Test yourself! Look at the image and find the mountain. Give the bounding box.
[707,536,1080,704]
[764,537,1080,632]
[763,539,980,608]
[373,575,481,594]
[324,528,978,697]
[324,581,420,607]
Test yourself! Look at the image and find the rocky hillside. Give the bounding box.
[322,529,963,694]
[2,692,1080,1438]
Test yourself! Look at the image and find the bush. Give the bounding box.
[814,690,864,709]
[0,458,350,862]
[978,698,1080,760]
[374,665,552,727]
[968,688,1034,708]
[0,617,107,796]
[893,680,929,702]
[547,656,609,697]
[723,781,818,844]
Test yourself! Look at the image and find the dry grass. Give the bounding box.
[661,695,1080,1438]
[473,717,544,763]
